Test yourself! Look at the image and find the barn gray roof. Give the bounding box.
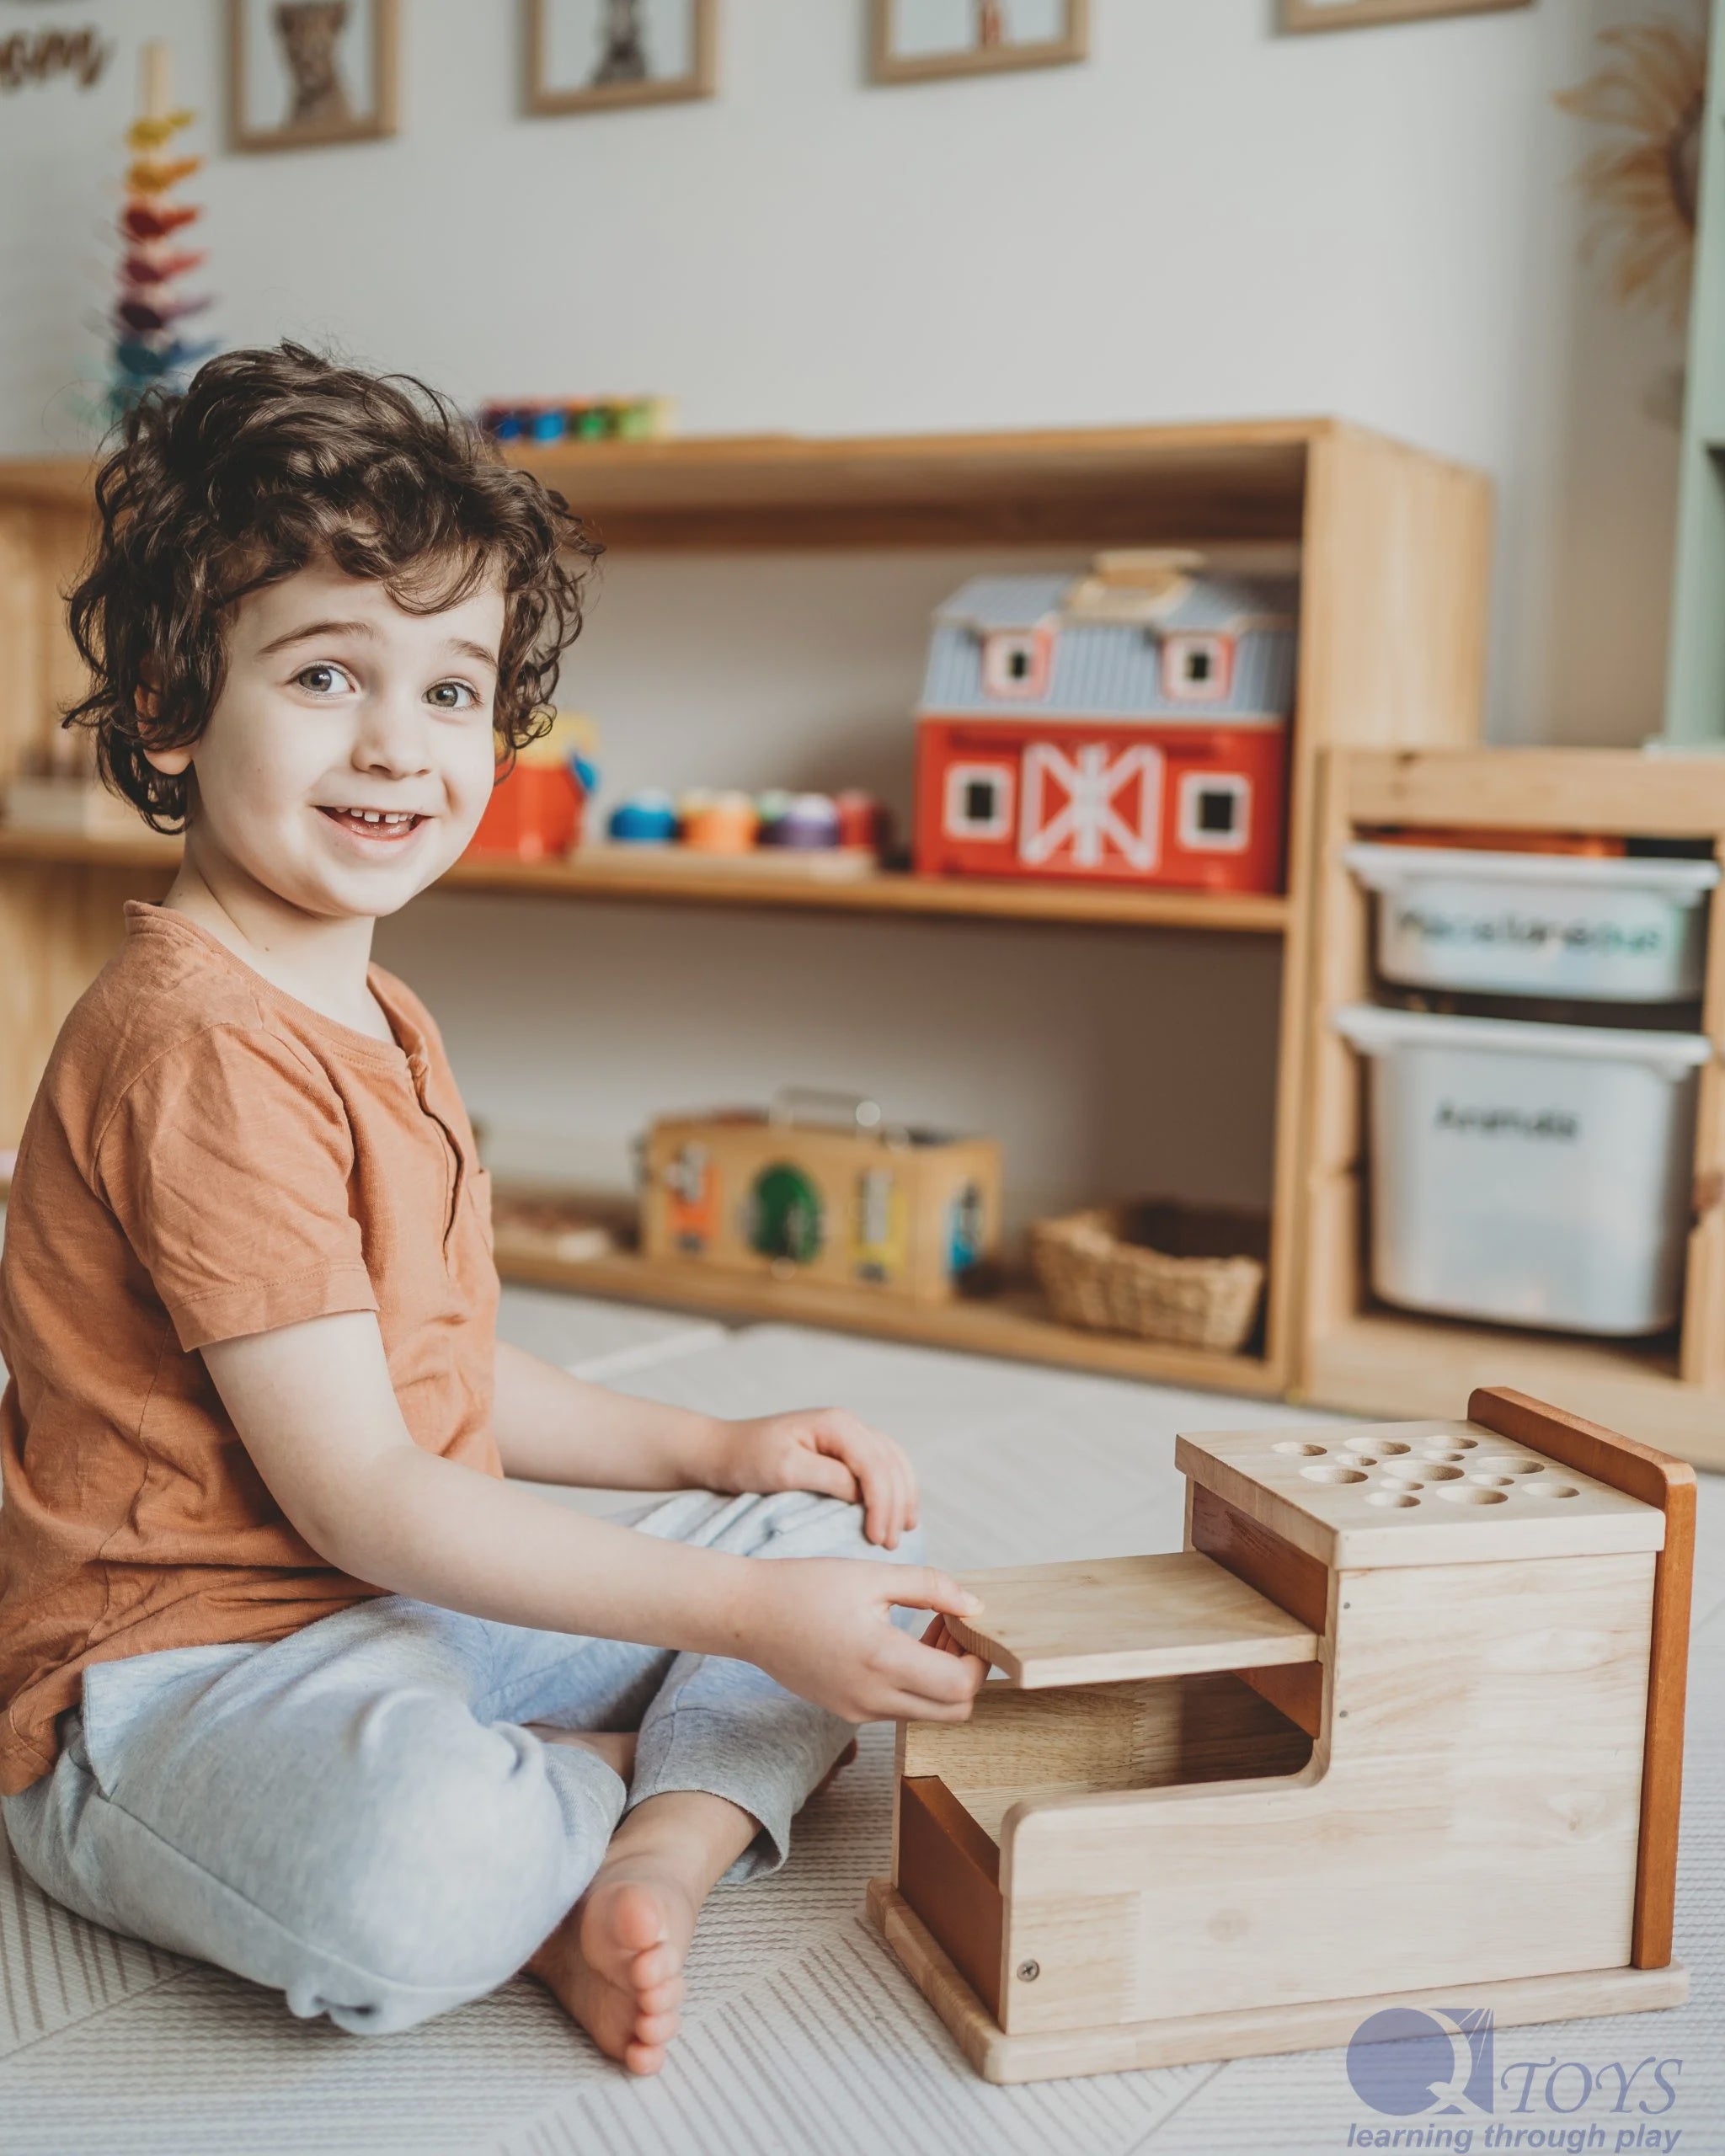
[922,570,1300,723]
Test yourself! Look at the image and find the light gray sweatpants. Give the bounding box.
[3,1489,918,2036]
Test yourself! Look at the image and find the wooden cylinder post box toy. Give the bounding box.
[913,550,1295,895]
[869,1389,1693,2084]
[639,1090,1001,1304]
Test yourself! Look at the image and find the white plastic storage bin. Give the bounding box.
[1335,1005,1712,1337]
[1343,844,1719,1003]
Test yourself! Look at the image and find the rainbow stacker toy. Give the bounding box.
[105,42,216,425]
[869,1390,1693,2083]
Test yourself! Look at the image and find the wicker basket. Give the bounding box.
[1030,1199,1269,1353]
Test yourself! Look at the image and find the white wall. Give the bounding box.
[0,0,1697,1223]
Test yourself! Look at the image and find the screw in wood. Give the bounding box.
[1017,1960,1041,1982]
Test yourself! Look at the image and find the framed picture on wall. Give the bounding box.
[1281,0,1531,30]
[228,0,399,152]
[526,0,717,116]
[869,0,1090,86]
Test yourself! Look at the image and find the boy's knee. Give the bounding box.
[772,1493,925,1567]
[308,1716,580,1994]
[811,1499,927,1572]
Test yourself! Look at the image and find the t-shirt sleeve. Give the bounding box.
[95,1022,380,1352]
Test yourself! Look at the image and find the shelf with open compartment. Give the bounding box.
[1298,748,1725,1470]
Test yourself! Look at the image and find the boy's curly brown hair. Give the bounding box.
[61,340,602,833]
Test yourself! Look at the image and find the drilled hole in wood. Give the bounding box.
[1530,1483,1581,1499]
[1419,1465,1466,1482]
[1470,1475,1516,1488]
[1274,1442,1327,1456]
[1302,1465,1368,1485]
[1366,1492,1420,1508]
[1380,1461,1428,1481]
[1439,1485,1509,1506]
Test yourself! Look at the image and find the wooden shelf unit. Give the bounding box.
[1298,748,1725,1471]
[0,418,1493,1396]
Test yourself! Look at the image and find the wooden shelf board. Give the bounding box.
[1301,1310,1725,1473]
[455,852,1290,931]
[0,828,1291,933]
[507,420,1325,548]
[1345,748,1725,838]
[492,1240,1284,1396]
[0,417,1380,549]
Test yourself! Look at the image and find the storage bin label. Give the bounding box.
[1434,1101,1582,1140]
[1394,903,1666,959]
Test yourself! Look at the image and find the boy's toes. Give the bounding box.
[637,1974,684,2018]
[627,1937,682,1993]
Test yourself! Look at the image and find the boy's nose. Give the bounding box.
[353,697,434,776]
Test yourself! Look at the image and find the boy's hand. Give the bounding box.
[711,1407,918,1550]
[744,1558,989,1724]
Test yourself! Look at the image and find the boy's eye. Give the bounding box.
[427,680,482,710]
[296,663,352,696]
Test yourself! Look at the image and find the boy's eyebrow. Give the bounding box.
[445,638,500,673]
[258,618,499,671]
[257,617,380,656]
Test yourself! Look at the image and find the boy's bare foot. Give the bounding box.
[526,1790,758,2077]
[531,1859,697,2074]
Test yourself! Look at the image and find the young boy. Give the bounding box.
[0,343,987,2076]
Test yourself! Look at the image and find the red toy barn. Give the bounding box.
[912,553,1296,895]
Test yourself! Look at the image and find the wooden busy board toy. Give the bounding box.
[868,1389,1695,2084]
[640,1092,1001,1304]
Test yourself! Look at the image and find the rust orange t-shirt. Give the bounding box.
[0,899,501,1795]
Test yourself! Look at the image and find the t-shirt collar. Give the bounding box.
[123,900,417,1070]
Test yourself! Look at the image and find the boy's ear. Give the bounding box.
[134,660,190,771]
[140,739,195,777]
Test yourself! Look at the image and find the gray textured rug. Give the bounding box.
[3,1305,1721,2155]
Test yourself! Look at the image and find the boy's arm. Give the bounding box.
[492,1339,920,1550]
[490,1338,728,1490]
[202,1311,983,1725]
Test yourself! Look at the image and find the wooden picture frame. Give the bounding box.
[870,0,1089,86]
[526,0,717,117]
[1282,0,1531,30]
[228,0,398,152]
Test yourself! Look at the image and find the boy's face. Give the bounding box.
[144,555,506,921]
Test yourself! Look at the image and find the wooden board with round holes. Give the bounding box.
[1174,1419,1665,1569]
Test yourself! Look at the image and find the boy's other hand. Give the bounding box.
[712,1407,917,1550]
[745,1558,988,1724]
